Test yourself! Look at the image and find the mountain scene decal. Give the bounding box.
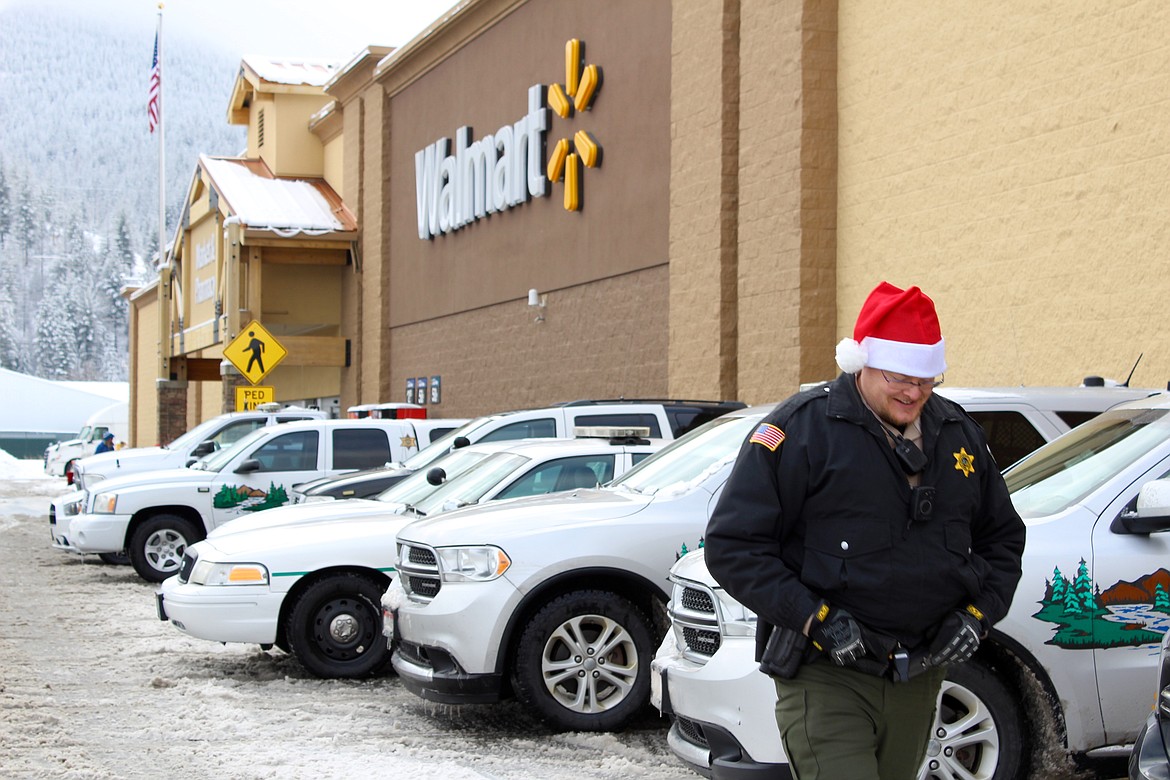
[1033,560,1169,648]
[212,483,290,513]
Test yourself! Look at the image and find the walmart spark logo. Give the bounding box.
[546,39,602,211]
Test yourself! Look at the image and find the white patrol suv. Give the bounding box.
[157,432,664,679]
[653,391,1170,779]
[388,383,1159,735]
[61,418,422,583]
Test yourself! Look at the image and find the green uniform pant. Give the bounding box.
[773,660,947,780]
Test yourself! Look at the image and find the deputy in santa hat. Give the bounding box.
[705,281,1025,779]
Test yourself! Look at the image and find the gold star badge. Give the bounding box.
[401,435,418,450]
[954,447,975,478]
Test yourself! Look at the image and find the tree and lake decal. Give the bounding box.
[212,483,290,513]
[1034,559,1170,648]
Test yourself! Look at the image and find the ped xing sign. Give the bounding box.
[224,320,287,385]
[235,386,275,411]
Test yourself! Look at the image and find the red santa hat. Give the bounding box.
[835,282,947,377]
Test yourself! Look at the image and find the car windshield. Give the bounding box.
[411,452,531,515]
[612,412,763,496]
[397,417,497,471]
[1004,407,1170,518]
[192,427,271,472]
[166,417,237,452]
[374,448,493,507]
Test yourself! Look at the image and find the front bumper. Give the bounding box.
[652,632,791,779]
[391,576,521,703]
[68,513,133,554]
[1129,709,1170,780]
[157,575,285,645]
[48,491,86,553]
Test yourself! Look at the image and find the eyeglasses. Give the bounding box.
[879,370,944,389]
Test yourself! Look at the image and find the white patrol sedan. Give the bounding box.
[654,391,1170,779]
[61,418,421,583]
[156,433,664,679]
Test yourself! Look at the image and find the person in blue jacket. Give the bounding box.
[94,432,115,454]
[705,281,1025,780]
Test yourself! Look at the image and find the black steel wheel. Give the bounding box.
[286,573,389,679]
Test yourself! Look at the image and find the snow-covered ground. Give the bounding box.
[0,453,690,779]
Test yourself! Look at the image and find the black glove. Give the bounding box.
[809,604,866,667]
[927,609,983,667]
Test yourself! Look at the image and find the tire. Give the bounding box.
[128,514,199,583]
[918,659,1026,780]
[512,590,654,732]
[285,574,389,679]
[98,552,130,565]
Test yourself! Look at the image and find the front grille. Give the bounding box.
[682,626,721,656]
[408,576,440,598]
[407,546,436,566]
[675,716,710,749]
[398,542,441,601]
[680,586,715,613]
[178,551,197,584]
[669,577,722,664]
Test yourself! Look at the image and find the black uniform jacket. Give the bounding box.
[705,373,1026,659]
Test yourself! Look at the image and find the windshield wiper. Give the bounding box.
[401,504,428,517]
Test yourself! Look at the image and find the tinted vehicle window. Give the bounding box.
[966,411,1047,468]
[425,427,458,444]
[574,413,662,438]
[332,429,391,470]
[495,455,614,500]
[252,431,319,472]
[1056,411,1099,430]
[666,409,729,436]
[480,418,558,441]
[212,419,265,448]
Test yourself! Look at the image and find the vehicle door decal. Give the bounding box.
[1033,559,1167,648]
[212,483,290,513]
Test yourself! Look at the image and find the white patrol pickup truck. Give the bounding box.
[62,418,422,583]
[50,405,329,564]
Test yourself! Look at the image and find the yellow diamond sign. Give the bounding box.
[224,320,287,385]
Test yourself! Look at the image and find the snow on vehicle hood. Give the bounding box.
[81,446,169,473]
[208,498,388,538]
[201,510,410,560]
[49,438,83,451]
[396,487,655,547]
[85,466,213,493]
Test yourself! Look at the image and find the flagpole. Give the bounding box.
[156,5,165,271]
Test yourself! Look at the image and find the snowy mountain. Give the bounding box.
[0,3,246,380]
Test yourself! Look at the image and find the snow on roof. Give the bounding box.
[0,368,128,434]
[201,156,351,235]
[242,56,342,87]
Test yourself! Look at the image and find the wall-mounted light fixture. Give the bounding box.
[528,288,546,323]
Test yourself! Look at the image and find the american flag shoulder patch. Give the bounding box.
[749,423,785,451]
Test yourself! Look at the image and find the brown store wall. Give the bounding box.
[389,267,668,417]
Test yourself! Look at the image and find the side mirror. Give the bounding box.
[1112,479,1170,534]
[453,436,471,450]
[426,467,447,486]
[191,440,216,458]
[235,458,262,474]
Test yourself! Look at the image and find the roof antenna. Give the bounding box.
[1122,353,1143,387]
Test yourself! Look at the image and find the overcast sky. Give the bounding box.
[0,0,462,59]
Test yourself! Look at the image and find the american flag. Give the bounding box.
[148,32,160,133]
[749,423,785,451]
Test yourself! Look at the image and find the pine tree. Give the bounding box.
[0,162,10,246]
[1155,584,1170,614]
[1050,566,1067,605]
[1073,558,1095,612]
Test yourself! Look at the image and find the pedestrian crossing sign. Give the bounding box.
[224,320,287,385]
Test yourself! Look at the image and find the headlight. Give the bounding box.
[436,546,511,582]
[92,492,118,514]
[715,588,757,638]
[189,559,270,586]
[63,499,83,516]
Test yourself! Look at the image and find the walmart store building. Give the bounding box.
[127,0,1170,444]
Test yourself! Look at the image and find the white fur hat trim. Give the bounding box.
[835,338,867,374]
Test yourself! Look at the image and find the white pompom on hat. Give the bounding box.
[835,281,947,377]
